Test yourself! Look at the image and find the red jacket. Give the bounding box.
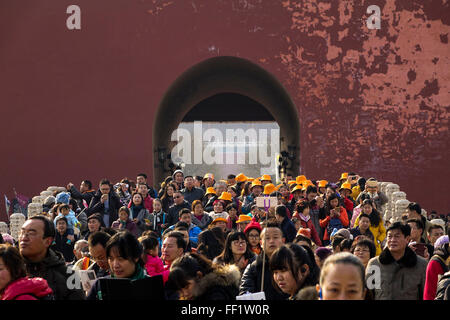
[319,206,349,241]
[424,259,446,300]
[128,195,153,213]
[299,218,322,246]
[1,277,52,300]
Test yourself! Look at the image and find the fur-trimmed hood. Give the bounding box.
[193,264,241,299]
[379,246,417,268]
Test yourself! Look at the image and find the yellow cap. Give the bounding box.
[205,187,216,195]
[218,191,232,202]
[236,173,247,183]
[296,175,307,185]
[263,183,276,195]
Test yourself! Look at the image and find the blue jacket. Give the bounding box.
[167,223,202,247]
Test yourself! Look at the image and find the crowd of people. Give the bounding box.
[0,171,449,300]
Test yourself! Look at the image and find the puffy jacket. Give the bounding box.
[298,217,322,246]
[24,249,85,300]
[1,277,53,300]
[144,254,165,277]
[52,231,76,262]
[354,212,386,256]
[239,252,289,300]
[435,271,450,300]
[193,264,241,300]
[366,246,428,300]
[166,223,202,247]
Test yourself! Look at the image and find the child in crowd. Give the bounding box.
[54,204,80,244]
[140,235,165,277]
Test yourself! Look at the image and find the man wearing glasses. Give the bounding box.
[167,191,191,227]
[87,179,121,227]
[19,216,85,300]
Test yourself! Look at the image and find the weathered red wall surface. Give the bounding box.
[0,0,449,221]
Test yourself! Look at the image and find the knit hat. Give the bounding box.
[172,169,184,179]
[330,228,352,240]
[244,221,262,234]
[434,235,449,249]
[430,219,446,229]
[297,228,311,239]
[315,247,332,261]
[55,215,68,225]
[1,233,14,245]
[55,192,70,204]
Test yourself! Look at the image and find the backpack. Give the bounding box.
[327,218,343,237]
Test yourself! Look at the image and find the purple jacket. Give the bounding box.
[111,219,138,237]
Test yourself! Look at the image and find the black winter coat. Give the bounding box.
[167,200,191,227]
[24,249,85,300]
[52,232,76,263]
[239,252,289,300]
[69,186,96,210]
[86,191,121,227]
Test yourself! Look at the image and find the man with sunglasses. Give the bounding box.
[166,191,191,227]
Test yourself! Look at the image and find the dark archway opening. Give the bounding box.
[182,93,274,122]
[152,56,300,185]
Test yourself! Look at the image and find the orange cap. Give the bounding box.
[218,191,232,202]
[339,182,352,191]
[263,183,276,195]
[296,175,307,184]
[318,180,328,188]
[261,174,272,182]
[205,187,216,195]
[236,215,252,224]
[250,180,262,189]
[236,173,247,183]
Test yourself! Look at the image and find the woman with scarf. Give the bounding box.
[129,192,152,237]
[293,199,322,247]
[86,231,149,300]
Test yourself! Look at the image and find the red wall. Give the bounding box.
[0,0,449,221]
